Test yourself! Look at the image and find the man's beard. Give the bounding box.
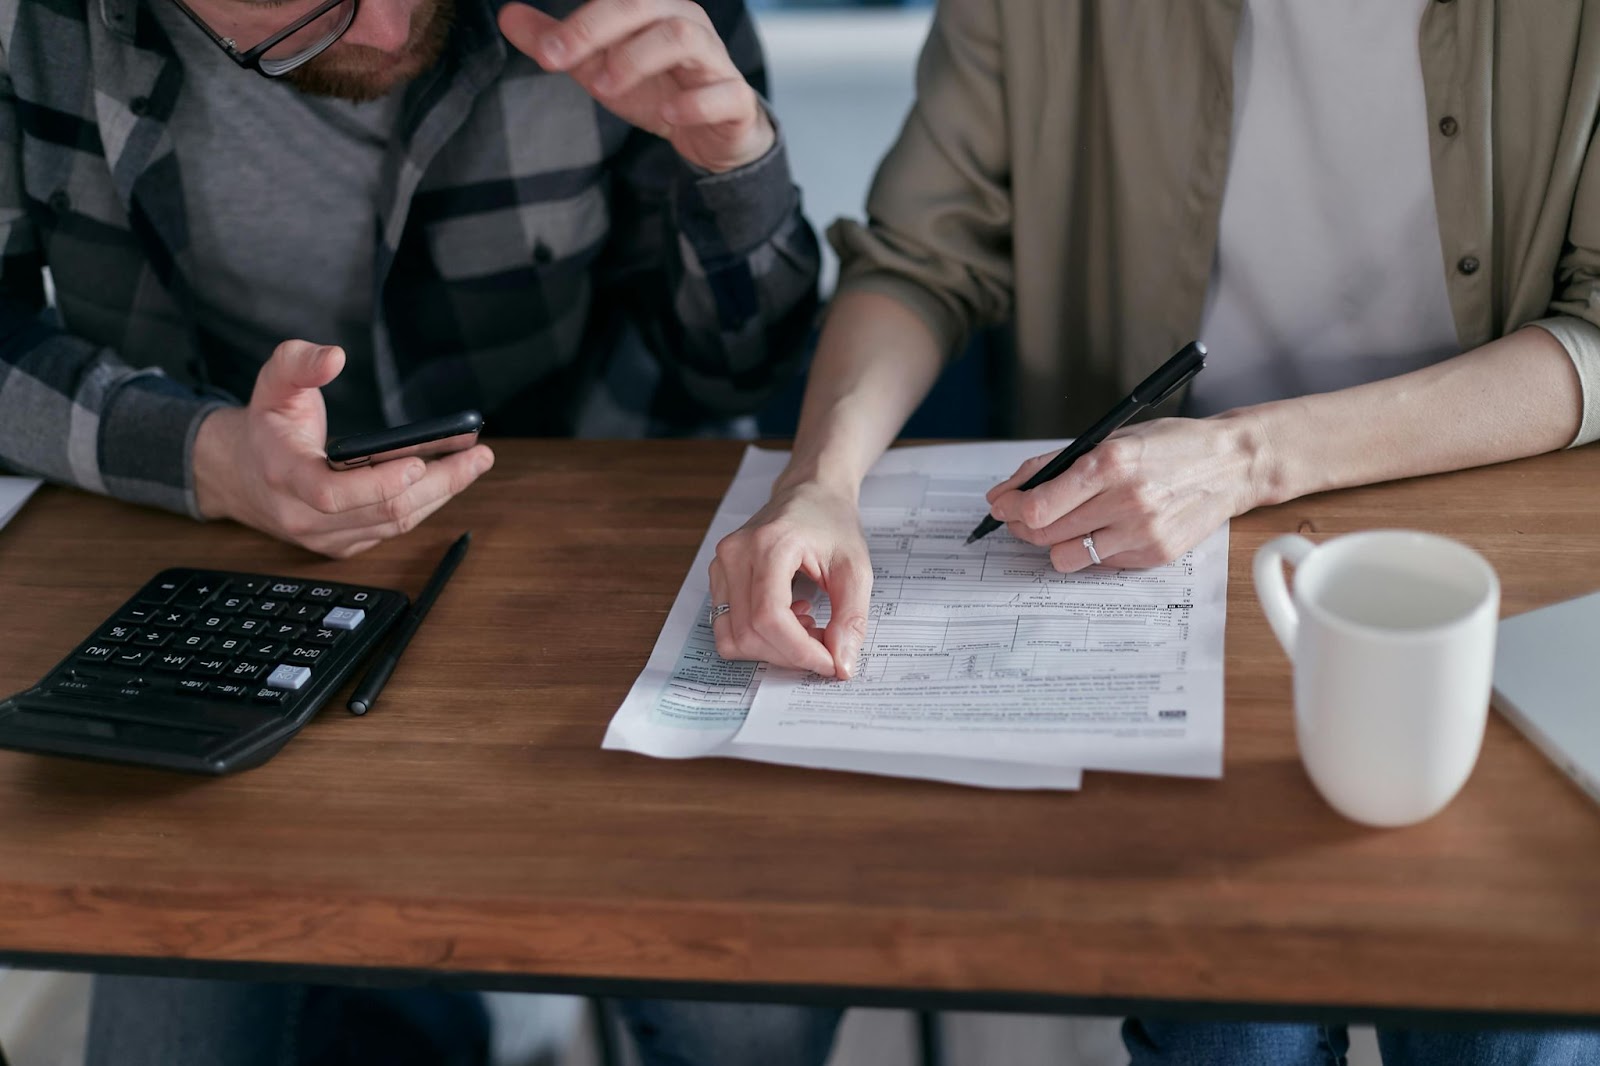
[286,0,454,103]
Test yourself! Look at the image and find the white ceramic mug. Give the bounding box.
[1253,530,1500,827]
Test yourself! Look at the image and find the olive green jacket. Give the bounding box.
[832,0,1600,444]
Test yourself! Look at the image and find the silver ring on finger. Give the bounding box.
[709,602,732,625]
[1082,534,1103,567]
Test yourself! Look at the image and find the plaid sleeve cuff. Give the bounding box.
[99,374,234,518]
[674,110,799,259]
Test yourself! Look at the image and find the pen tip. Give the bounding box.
[348,700,368,716]
[964,533,978,545]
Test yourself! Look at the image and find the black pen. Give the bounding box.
[965,341,1208,545]
[348,531,472,715]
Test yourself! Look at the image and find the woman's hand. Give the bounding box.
[709,479,872,679]
[986,414,1270,571]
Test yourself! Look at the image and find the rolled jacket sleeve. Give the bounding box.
[1543,67,1600,450]
[1530,315,1600,448]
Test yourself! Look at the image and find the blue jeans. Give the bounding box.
[85,976,838,1066]
[1124,1019,1600,1066]
[614,999,843,1066]
[612,1007,1600,1066]
[87,976,490,1066]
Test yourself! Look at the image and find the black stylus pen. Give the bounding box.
[348,531,472,715]
[965,341,1208,545]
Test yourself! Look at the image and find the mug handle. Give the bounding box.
[1253,534,1317,656]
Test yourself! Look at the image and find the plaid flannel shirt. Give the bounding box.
[0,0,820,515]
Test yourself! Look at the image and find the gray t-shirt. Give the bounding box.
[151,0,403,437]
[1187,0,1461,417]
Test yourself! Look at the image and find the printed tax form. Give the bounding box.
[605,442,1228,788]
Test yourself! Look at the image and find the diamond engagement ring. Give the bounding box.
[1082,535,1102,566]
[709,603,733,624]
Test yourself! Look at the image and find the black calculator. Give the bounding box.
[0,568,408,775]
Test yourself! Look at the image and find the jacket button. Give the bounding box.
[130,96,151,117]
[48,189,71,213]
[1458,255,1480,276]
[1438,115,1459,137]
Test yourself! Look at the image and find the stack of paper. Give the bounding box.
[605,443,1227,790]
[0,477,41,532]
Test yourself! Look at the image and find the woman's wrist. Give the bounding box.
[1213,405,1288,514]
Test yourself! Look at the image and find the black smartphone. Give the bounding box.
[325,410,484,470]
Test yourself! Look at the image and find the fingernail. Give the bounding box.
[538,34,565,61]
[840,641,860,679]
[404,463,424,486]
[474,455,493,476]
[592,70,614,93]
[660,101,680,123]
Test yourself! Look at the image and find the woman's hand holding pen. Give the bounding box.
[987,413,1271,573]
[709,479,873,680]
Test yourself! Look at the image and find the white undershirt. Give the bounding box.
[1186,0,1461,417]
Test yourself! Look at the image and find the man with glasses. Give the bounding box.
[2,0,818,1061]
[0,0,818,557]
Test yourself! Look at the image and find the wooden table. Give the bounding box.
[1,440,1598,1027]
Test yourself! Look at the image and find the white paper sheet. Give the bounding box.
[0,477,41,532]
[733,443,1228,778]
[603,447,1084,790]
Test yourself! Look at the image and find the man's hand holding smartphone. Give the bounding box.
[193,340,495,558]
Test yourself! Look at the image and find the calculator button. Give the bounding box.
[196,614,229,633]
[228,618,268,637]
[268,581,305,598]
[248,600,288,618]
[215,595,252,614]
[211,682,250,700]
[302,585,339,603]
[153,652,192,672]
[266,664,312,691]
[174,679,211,697]
[214,637,248,656]
[99,624,135,644]
[228,660,268,681]
[285,646,324,665]
[252,687,289,708]
[249,641,287,660]
[339,590,376,609]
[174,577,222,609]
[305,628,340,646]
[133,629,172,647]
[113,649,151,668]
[322,607,365,631]
[283,603,325,624]
[153,610,191,628]
[268,622,306,640]
[176,634,213,652]
[78,644,117,663]
[120,605,161,624]
[192,657,230,675]
[140,577,184,604]
[230,578,270,596]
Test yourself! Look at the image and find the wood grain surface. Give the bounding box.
[0,440,1597,1019]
